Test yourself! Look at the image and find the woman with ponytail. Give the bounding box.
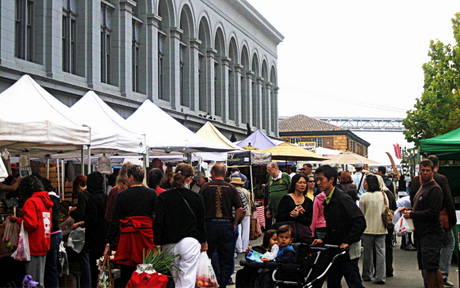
[154,163,207,288]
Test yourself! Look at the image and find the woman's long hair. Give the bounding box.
[171,163,194,188]
[365,174,380,192]
[289,173,308,194]
[18,175,44,204]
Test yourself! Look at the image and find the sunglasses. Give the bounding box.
[308,180,315,183]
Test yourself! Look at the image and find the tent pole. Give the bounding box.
[249,153,254,194]
[61,159,65,199]
[143,148,149,186]
[87,145,91,174]
[56,159,60,197]
[81,146,85,175]
[46,159,50,179]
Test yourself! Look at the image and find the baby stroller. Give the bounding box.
[236,244,346,288]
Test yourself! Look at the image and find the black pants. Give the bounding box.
[206,221,236,288]
[327,258,364,288]
[385,228,394,276]
[116,265,136,288]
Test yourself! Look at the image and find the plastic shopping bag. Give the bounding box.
[11,222,30,261]
[394,216,414,235]
[68,227,85,254]
[196,252,218,287]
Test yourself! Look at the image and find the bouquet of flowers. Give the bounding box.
[125,248,179,288]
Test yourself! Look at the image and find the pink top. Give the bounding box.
[310,192,327,237]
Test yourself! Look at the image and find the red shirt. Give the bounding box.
[155,187,166,195]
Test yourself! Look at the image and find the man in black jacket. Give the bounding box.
[404,159,445,288]
[312,165,366,288]
[410,155,457,287]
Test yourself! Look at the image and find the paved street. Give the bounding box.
[231,237,459,288]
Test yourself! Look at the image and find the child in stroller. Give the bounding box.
[236,225,346,288]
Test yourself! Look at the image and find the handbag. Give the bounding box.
[381,192,394,230]
[250,217,261,240]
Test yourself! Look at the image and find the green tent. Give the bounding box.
[420,127,460,158]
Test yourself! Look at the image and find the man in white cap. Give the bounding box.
[352,163,366,196]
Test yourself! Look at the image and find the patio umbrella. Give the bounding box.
[261,142,327,161]
[320,151,379,165]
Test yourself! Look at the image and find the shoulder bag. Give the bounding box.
[381,191,394,230]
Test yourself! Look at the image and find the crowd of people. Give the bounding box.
[0,154,456,288]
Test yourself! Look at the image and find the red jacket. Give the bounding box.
[21,191,54,256]
[114,216,154,267]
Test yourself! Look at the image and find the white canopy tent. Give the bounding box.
[126,100,232,153]
[0,74,89,153]
[193,121,243,162]
[69,91,145,154]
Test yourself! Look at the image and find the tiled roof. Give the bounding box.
[279,114,345,132]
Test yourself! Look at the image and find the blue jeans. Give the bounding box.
[206,221,236,288]
[45,232,62,288]
[439,229,454,278]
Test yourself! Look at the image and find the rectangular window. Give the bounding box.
[26,0,33,61]
[15,0,34,61]
[132,21,140,92]
[62,0,77,73]
[180,44,185,105]
[199,53,206,111]
[101,4,112,83]
[158,35,165,100]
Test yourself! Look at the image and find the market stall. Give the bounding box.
[194,121,242,162]
[126,100,232,154]
[235,129,283,150]
[0,75,90,153]
[69,91,145,155]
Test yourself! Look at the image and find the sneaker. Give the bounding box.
[444,279,454,287]
[362,277,372,282]
[405,243,417,251]
[374,280,386,285]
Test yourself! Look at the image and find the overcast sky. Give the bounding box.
[248,0,460,119]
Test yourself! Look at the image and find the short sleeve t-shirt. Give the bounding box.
[200,179,242,220]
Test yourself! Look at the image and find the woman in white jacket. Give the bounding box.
[359,174,388,284]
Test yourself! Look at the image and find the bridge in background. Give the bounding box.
[316,117,404,132]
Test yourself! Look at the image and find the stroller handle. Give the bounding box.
[309,244,342,251]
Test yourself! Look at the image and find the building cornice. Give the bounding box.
[279,130,370,147]
[231,0,284,44]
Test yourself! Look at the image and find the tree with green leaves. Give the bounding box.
[403,13,460,144]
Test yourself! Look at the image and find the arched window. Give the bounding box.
[251,54,259,127]
[240,46,249,124]
[158,0,173,101]
[214,28,225,117]
[270,66,278,133]
[198,18,210,112]
[261,60,269,131]
[228,38,238,121]
[179,6,193,108]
